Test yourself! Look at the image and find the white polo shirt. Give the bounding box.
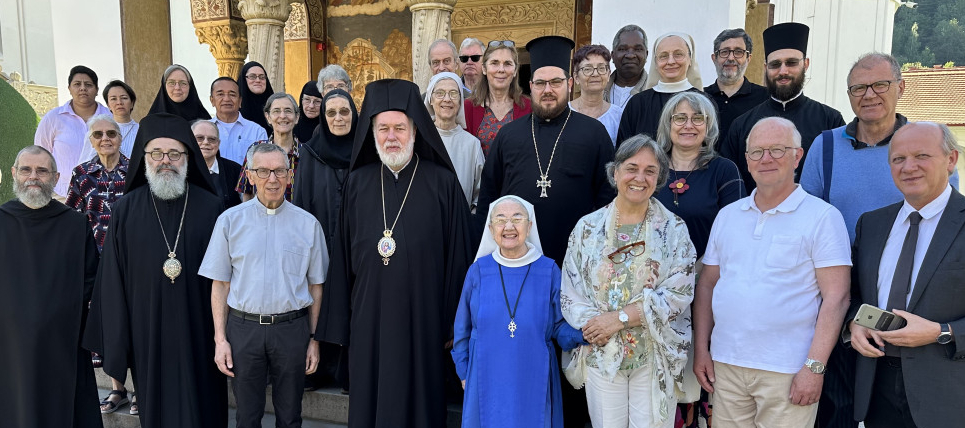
[703,185,851,374]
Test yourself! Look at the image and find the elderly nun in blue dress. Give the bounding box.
[452,195,585,428]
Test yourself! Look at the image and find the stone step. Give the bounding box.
[95,368,462,427]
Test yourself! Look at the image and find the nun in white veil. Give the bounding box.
[452,195,585,428]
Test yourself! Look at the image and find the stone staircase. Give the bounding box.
[94,368,462,427]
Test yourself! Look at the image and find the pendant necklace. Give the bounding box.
[150,186,189,283]
[378,155,420,265]
[497,263,532,338]
[531,109,571,198]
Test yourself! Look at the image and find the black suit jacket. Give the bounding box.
[212,156,242,210]
[849,189,965,425]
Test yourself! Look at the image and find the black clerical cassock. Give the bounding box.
[0,200,101,428]
[315,79,472,428]
[83,113,228,428]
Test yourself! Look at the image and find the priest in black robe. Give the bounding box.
[315,79,472,428]
[717,22,845,193]
[475,36,614,428]
[0,146,102,428]
[83,113,228,428]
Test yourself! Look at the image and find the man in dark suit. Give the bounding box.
[192,120,242,209]
[848,121,965,428]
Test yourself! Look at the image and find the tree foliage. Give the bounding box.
[893,0,965,67]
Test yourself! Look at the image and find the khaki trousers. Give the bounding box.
[712,361,818,428]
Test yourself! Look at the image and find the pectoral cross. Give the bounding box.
[508,319,517,338]
[536,174,551,198]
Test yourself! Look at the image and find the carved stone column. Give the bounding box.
[409,0,458,92]
[238,0,292,92]
[196,20,249,78]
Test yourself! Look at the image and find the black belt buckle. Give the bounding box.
[259,314,275,325]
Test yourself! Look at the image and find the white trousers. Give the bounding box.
[585,365,675,428]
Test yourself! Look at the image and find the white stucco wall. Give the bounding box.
[48,0,125,104]
[0,0,57,86]
[169,0,220,116]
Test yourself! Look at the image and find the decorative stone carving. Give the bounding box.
[450,0,574,53]
[196,20,250,78]
[1,67,58,116]
[338,38,400,106]
[306,0,325,40]
[239,0,293,92]
[409,0,458,92]
[328,0,408,17]
[285,2,309,40]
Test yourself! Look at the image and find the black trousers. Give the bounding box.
[227,313,310,428]
[817,342,858,428]
[863,357,918,428]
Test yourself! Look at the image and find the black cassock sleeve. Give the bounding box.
[315,172,356,346]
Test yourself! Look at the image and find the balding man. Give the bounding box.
[694,117,852,428]
[848,122,965,428]
[193,120,243,209]
[0,146,102,428]
[428,38,458,75]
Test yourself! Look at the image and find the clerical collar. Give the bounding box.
[843,113,907,150]
[492,243,541,268]
[537,107,572,124]
[386,158,413,179]
[770,91,804,110]
[208,159,220,174]
[253,196,286,215]
[652,79,694,94]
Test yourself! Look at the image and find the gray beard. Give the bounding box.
[715,60,748,86]
[13,178,53,209]
[146,162,188,200]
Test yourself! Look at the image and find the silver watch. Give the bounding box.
[804,358,826,374]
[618,309,629,329]
[938,323,954,345]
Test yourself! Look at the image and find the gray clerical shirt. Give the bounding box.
[199,197,328,314]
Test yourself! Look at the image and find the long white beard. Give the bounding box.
[13,178,53,208]
[376,136,415,171]
[146,161,188,200]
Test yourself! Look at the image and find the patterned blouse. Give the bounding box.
[65,154,130,252]
[475,107,514,157]
[561,199,696,425]
[234,137,300,201]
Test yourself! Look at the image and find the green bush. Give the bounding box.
[0,79,41,204]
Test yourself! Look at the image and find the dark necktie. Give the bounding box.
[885,211,922,356]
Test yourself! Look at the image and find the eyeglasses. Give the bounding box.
[91,130,119,139]
[715,48,748,58]
[531,78,566,91]
[847,80,898,97]
[579,65,610,76]
[301,97,322,107]
[491,216,528,227]
[325,108,352,118]
[746,146,797,161]
[249,167,289,179]
[16,166,52,178]
[488,40,515,49]
[671,113,706,126]
[165,80,189,89]
[432,90,461,100]
[766,58,803,70]
[608,241,646,264]
[146,150,186,161]
[656,51,688,63]
[459,54,482,63]
[195,135,218,144]
[322,82,348,92]
[430,58,454,68]
[269,108,296,117]
[245,74,267,81]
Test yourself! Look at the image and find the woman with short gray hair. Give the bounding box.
[316,64,353,94]
[235,92,301,202]
[562,133,696,427]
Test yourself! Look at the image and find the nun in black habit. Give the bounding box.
[83,113,228,428]
[237,61,275,134]
[314,79,473,428]
[147,64,212,121]
[293,80,324,143]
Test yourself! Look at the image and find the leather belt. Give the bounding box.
[229,307,309,325]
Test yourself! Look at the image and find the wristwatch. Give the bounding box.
[618,309,629,329]
[937,323,954,345]
[804,358,826,375]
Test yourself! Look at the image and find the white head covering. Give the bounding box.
[474,195,544,267]
[424,71,468,128]
[644,32,703,92]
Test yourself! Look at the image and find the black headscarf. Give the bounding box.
[237,61,274,134]
[293,81,323,143]
[351,79,455,173]
[147,65,211,121]
[303,89,357,170]
[125,113,217,196]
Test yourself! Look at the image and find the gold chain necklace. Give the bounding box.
[531,109,572,198]
[377,155,420,265]
[150,186,189,283]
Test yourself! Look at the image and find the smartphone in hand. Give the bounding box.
[854,304,907,331]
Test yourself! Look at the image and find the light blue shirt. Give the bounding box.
[211,114,268,165]
[199,197,328,314]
